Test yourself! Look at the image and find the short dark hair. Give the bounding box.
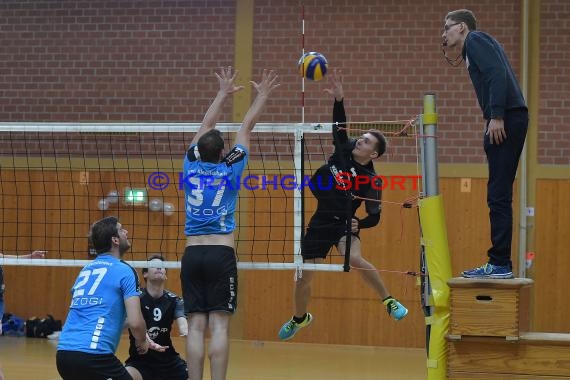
[368,129,387,157]
[89,216,119,254]
[197,129,224,163]
[142,254,165,275]
[445,9,477,31]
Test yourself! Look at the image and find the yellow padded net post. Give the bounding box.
[420,94,452,380]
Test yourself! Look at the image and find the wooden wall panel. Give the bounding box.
[440,178,520,276]
[240,178,522,347]
[0,169,187,260]
[241,181,423,347]
[3,265,184,325]
[4,171,570,348]
[3,266,76,320]
[533,180,570,332]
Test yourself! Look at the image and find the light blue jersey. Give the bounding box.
[57,254,139,354]
[183,144,248,235]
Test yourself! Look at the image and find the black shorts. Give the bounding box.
[302,221,359,260]
[125,355,187,380]
[56,350,132,380]
[180,245,237,314]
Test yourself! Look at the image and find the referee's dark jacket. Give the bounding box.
[462,31,527,119]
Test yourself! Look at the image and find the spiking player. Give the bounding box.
[278,69,408,341]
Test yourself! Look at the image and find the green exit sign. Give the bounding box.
[124,188,147,205]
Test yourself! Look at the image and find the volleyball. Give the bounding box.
[298,52,328,81]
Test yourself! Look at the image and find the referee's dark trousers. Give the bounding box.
[484,108,528,269]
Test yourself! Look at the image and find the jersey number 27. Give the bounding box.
[72,268,108,298]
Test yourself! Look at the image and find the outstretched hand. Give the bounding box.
[30,250,47,259]
[215,66,244,95]
[250,69,280,97]
[323,68,344,101]
[148,338,168,353]
[137,336,169,355]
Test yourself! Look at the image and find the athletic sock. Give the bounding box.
[293,313,307,324]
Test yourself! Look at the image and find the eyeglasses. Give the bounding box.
[443,22,462,32]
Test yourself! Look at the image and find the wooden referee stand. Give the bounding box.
[446,277,570,379]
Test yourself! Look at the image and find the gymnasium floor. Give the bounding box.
[0,335,427,379]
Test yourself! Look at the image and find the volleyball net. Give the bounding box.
[0,120,419,270]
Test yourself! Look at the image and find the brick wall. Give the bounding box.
[252,0,523,164]
[0,0,236,122]
[539,0,570,165]
[1,1,565,165]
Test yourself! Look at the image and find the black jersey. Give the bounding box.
[308,100,381,228]
[128,288,185,361]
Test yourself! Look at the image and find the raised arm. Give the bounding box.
[0,250,46,259]
[323,68,344,102]
[324,69,348,145]
[190,66,244,146]
[234,69,280,151]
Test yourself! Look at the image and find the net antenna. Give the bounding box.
[300,4,306,124]
[296,4,306,272]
